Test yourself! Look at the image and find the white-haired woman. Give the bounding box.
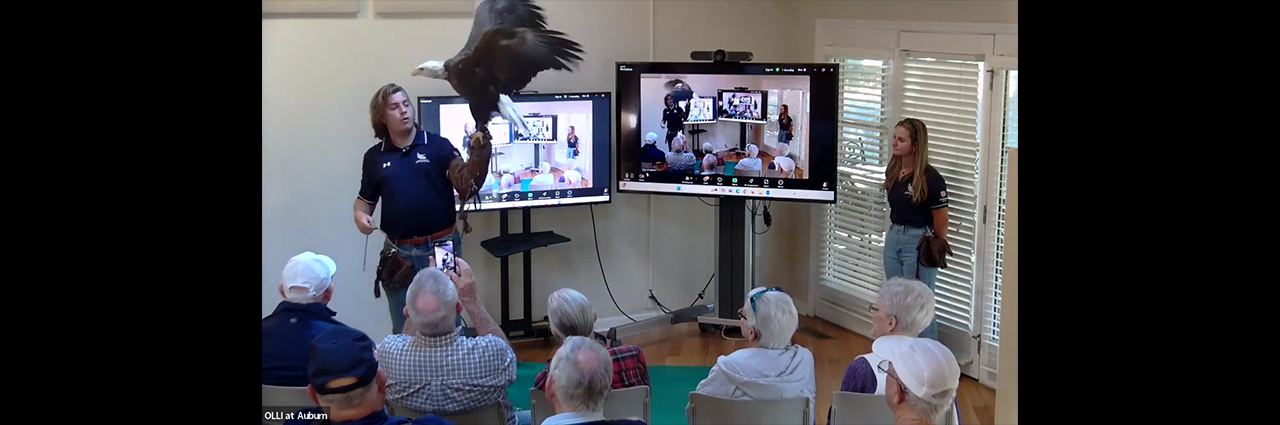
[770,142,796,178]
[688,287,817,425]
[829,278,957,425]
[735,144,763,174]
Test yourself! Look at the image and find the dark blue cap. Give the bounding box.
[308,326,379,395]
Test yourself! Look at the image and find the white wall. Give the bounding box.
[263,0,807,342]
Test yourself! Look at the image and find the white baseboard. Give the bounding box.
[793,300,813,317]
[593,309,667,333]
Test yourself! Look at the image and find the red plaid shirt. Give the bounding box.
[533,338,650,390]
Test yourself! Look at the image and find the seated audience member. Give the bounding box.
[640,132,666,167]
[665,134,698,173]
[530,162,556,191]
[840,277,935,395]
[378,258,522,425]
[770,143,796,178]
[828,278,939,424]
[873,335,961,425]
[735,144,763,173]
[542,336,647,425]
[687,287,816,425]
[284,326,453,425]
[264,251,346,387]
[533,288,650,391]
[500,173,516,192]
[700,143,719,175]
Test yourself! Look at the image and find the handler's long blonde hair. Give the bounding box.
[883,118,931,205]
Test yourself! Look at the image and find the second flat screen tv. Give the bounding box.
[615,62,839,204]
[417,92,613,212]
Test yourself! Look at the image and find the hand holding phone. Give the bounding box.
[432,240,457,273]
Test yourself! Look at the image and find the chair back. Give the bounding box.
[603,386,650,423]
[530,385,651,425]
[261,385,317,425]
[687,392,809,425]
[387,400,505,425]
[829,391,895,425]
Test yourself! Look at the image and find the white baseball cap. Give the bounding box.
[282,251,338,298]
[872,335,960,404]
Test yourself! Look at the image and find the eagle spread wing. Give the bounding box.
[468,26,583,95]
[459,0,550,58]
[664,79,696,104]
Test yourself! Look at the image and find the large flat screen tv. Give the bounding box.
[417,92,612,212]
[615,62,838,203]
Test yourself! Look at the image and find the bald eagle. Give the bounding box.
[412,0,584,138]
[664,79,700,107]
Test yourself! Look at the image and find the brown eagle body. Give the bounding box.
[442,0,584,135]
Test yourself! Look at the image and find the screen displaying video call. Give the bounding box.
[417,92,613,211]
[614,62,839,203]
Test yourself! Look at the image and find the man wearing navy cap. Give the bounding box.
[284,326,454,425]
[264,251,348,386]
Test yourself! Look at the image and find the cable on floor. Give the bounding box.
[590,205,636,322]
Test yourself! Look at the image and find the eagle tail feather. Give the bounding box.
[498,94,532,137]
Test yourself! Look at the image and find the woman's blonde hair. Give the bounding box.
[883,118,931,205]
[369,83,417,142]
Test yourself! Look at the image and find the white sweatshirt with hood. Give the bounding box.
[685,345,817,425]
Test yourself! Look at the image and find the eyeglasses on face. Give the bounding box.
[877,359,901,383]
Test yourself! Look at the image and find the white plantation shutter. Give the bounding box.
[817,56,894,303]
[899,53,984,356]
[978,63,1017,388]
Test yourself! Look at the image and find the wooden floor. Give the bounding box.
[514,315,995,425]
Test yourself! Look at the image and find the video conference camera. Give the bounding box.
[690,49,753,63]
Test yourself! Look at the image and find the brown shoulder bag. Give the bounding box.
[917,231,954,270]
[374,246,415,298]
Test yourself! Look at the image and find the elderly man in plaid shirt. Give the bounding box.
[532,288,650,392]
[378,258,524,425]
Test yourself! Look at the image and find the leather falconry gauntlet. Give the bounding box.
[447,131,494,234]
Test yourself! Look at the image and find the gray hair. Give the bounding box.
[316,379,377,410]
[741,287,798,349]
[548,288,595,339]
[548,336,612,412]
[285,287,324,304]
[903,385,954,423]
[877,277,935,336]
[405,268,459,337]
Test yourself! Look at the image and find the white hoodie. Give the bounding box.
[686,345,817,425]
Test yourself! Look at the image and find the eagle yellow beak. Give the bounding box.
[411,68,423,77]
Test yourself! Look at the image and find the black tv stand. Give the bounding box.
[480,207,570,340]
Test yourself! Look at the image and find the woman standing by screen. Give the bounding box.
[566,125,580,159]
[882,118,949,341]
[777,104,794,146]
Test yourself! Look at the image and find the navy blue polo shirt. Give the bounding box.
[358,130,462,240]
[262,301,348,386]
[887,165,949,228]
[283,408,454,425]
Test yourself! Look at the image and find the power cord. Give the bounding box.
[590,205,636,322]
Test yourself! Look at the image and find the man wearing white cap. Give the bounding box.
[872,335,961,424]
[263,251,348,387]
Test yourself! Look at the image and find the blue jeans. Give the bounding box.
[883,224,939,340]
[777,130,791,146]
[385,231,464,335]
[515,410,531,425]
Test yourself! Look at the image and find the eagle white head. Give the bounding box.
[412,60,447,79]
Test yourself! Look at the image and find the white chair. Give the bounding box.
[830,391,959,425]
[829,391,895,425]
[687,392,809,425]
[528,173,555,191]
[530,386,651,425]
[261,385,317,425]
[387,400,506,425]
